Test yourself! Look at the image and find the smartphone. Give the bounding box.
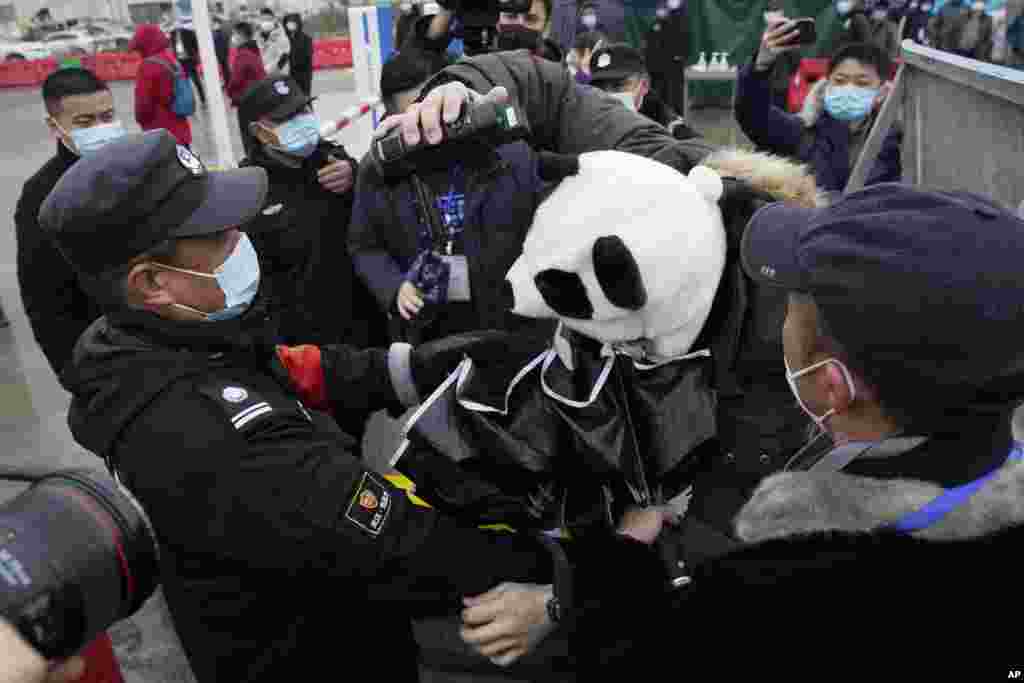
[786,18,817,46]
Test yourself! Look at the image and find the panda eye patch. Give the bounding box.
[535,269,594,319]
[593,236,647,311]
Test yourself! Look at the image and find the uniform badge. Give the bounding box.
[274,80,290,96]
[176,146,204,176]
[222,387,248,403]
[345,472,392,536]
[597,53,611,69]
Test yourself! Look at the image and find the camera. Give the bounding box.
[370,96,531,179]
[0,469,159,659]
[447,0,532,55]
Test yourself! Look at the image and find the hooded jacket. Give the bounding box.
[130,25,191,145]
[60,302,553,682]
[227,39,267,106]
[259,21,291,75]
[283,13,314,95]
[735,62,902,193]
[15,142,102,377]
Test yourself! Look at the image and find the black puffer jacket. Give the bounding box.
[241,140,386,353]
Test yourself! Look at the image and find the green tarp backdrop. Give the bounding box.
[623,1,845,102]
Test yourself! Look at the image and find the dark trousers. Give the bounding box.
[180,58,206,104]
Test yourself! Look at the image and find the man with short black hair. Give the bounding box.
[736,24,901,193]
[41,129,555,682]
[15,67,126,376]
[380,48,448,117]
[258,7,291,74]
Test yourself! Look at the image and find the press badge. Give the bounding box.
[442,255,471,302]
[345,472,392,536]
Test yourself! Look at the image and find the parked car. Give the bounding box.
[0,35,52,61]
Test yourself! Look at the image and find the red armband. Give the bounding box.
[275,344,330,411]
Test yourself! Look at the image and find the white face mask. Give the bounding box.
[261,20,275,33]
[610,91,638,112]
[667,0,682,9]
[152,234,261,321]
[784,356,857,432]
[285,22,298,31]
[581,13,597,28]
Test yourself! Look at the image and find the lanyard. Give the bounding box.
[890,442,1024,533]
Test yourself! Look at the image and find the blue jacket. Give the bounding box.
[734,62,902,193]
[349,141,546,333]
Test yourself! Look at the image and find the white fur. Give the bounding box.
[509,150,727,360]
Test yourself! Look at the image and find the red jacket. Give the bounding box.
[227,43,267,107]
[129,25,192,146]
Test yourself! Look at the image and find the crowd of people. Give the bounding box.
[7,1,1024,681]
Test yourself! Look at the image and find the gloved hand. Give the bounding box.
[409,330,548,399]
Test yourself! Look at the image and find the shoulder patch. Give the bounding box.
[198,382,275,431]
[345,472,392,536]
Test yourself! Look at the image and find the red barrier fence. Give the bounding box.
[0,37,353,89]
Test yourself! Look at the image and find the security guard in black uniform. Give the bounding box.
[40,130,555,683]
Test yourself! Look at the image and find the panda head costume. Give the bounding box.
[505,150,730,362]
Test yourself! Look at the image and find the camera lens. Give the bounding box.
[0,469,159,658]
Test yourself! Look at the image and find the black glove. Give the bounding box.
[409,329,549,398]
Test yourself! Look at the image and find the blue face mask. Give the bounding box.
[67,121,127,156]
[824,84,879,122]
[271,112,321,159]
[155,233,261,321]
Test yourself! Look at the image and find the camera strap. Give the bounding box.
[411,173,449,253]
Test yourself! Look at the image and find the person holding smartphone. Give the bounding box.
[734,17,901,195]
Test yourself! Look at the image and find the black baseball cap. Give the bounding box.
[741,183,1024,391]
[238,76,313,125]
[39,129,268,277]
[589,43,646,84]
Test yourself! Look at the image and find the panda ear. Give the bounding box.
[535,269,594,319]
[593,236,647,311]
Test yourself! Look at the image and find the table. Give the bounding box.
[682,67,739,121]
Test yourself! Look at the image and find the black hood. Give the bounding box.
[60,300,279,461]
[283,12,304,34]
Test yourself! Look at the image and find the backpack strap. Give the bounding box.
[144,56,181,76]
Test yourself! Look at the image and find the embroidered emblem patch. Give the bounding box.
[222,387,248,403]
[345,472,391,536]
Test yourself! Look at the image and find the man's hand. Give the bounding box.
[618,504,683,545]
[374,83,510,148]
[317,158,355,195]
[410,330,545,397]
[755,19,802,71]
[0,620,85,683]
[396,281,424,320]
[461,583,556,668]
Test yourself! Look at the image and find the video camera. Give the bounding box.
[444,0,532,55]
[0,469,159,659]
[370,94,531,179]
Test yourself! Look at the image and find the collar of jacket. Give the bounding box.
[245,142,341,186]
[734,415,1019,544]
[56,138,78,165]
[104,296,279,357]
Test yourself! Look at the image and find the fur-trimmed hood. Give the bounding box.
[735,458,1024,543]
[700,147,822,208]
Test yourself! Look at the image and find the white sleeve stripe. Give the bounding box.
[233,405,274,430]
[231,402,271,426]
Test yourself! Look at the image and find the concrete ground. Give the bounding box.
[0,68,745,682]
